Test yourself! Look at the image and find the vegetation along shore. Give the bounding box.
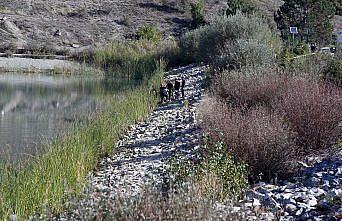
[0,0,341,220]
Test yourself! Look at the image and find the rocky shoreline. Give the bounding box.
[238,152,342,221]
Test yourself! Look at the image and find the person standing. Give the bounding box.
[159,83,167,103]
[181,77,185,99]
[174,79,181,100]
[166,80,174,101]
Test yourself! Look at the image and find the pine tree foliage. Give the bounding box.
[274,0,336,45]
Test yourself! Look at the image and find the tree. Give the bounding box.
[226,0,255,16]
[331,0,342,15]
[306,1,336,44]
[275,0,336,45]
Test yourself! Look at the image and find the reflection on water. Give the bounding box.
[0,72,121,163]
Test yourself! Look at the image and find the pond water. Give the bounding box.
[0,72,123,163]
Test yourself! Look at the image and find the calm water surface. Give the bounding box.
[0,72,121,163]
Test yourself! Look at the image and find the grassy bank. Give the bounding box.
[0,42,164,219]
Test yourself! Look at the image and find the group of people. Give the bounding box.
[159,78,185,102]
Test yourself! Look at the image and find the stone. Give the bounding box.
[317,199,332,211]
[283,193,293,200]
[298,161,309,168]
[306,198,318,208]
[252,198,261,207]
[286,203,298,213]
[330,189,342,198]
[9,214,17,221]
[295,208,304,216]
[246,190,267,201]
[294,193,305,202]
[309,188,326,197]
[306,177,321,187]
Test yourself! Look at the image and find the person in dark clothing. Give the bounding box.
[159,83,168,103]
[174,79,181,100]
[166,80,174,101]
[150,85,158,98]
[310,43,317,53]
[181,77,185,99]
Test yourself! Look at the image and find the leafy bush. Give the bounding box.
[277,48,293,68]
[171,141,248,201]
[180,13,282,64]
[293,41,310,55]
[155,37,184,67]
[226,0,255,15]
[274,78,342,151]
[213,66,288,109]
[324,59,342,85]
[137,25,161,42]
[190,0,205,28]
[199,141,248,199]
[213,39,276,70]
[179,28,201,63]
[77,41,159,82]
[288,53,331,77]
[199,98,296,182]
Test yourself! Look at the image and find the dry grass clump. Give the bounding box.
[75,178,244,221]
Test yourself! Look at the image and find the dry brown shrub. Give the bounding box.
[213,67,288,110]
[199,98,296,181]
[274,78,342,152]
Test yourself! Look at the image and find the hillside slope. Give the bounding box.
[0,0,226,53]
[0,0,340,54]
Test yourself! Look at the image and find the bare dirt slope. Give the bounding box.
[0,0,226,53]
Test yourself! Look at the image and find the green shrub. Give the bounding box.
[190,0,205,28]
[293,41,310,55]
[277,48,293,68]
[171,141,248,201]
[137,25,161,42]
[199,141,248,200]
[213,39,276,70]
[80,41,160,82]
[288,53,331,77]
[226,0,255,16]
[155,37,184,67]
[180,13,282,64]
[179,28,202,63]
[324,58,342,85]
